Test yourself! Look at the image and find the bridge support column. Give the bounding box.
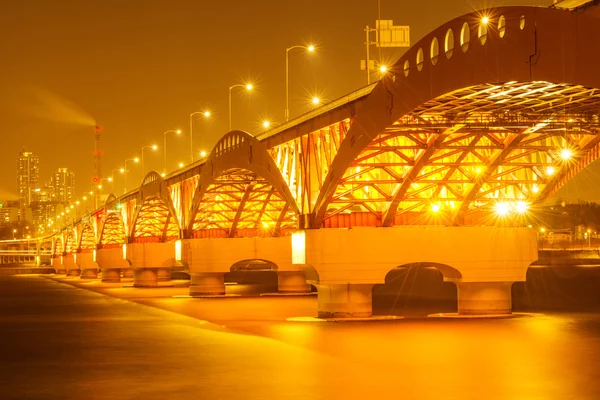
[52,256,66,275]
[63,254,80,277]
[315,284,374,318]
[278,271,310,293]
[96,247,130,283]
[189,273,226,296]
[122,268,134,279]
[183,236,299,296]
[125,242,176,288]
[455,282,513,315]
[134,268,158,287]
[157,267,172,282]
[295,226,537,318]
[77,252,99,279]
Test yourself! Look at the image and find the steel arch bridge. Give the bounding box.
[42,5,600,246]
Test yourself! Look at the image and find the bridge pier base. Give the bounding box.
[97,247,131,283]
[125,242,176,288]
[78,252,99,280]
[278,271,311,293]
[63,254,80,277]
[455,281,513,315]
[134,268,159,287]
[52,257,66,275]
[122,268,134,279]
[316,284,374,318]
[101,268,121,283]
[157,267,172,282]
[295,226,537,319]
[189,273,226,296]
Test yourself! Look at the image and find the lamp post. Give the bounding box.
[189,111,210,163]
[229,83,253,131]
[163,129,181,175]
[285,44,315,121]
[124,157,140,193]
[141,145,158,177]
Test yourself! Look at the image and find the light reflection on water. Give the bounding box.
[3,273,600,399]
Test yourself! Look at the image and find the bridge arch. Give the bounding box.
[99,212,127,247]
[311,6,600,228]
[53,236,64,256]
[64,229,77,254]
[78,223,97,252]
[130,171,181,242]
[186,130,299,238]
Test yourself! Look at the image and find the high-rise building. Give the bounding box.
[0,200,20,230]
[17,148,40,207]
[31,186,58,236]
[51,168,75,204]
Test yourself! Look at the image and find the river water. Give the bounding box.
[0,269,599,399]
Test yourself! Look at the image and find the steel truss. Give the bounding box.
[100,213,126,247]
[79,224,97,252]
[190,168,296,238]
[133,196,179,242]
[269,81,600,226]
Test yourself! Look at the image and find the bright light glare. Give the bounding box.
[179,162,184,168]
[108,177,113,182]
[379,65,388,73]
[161,173,166,177]
[203,111,211,117]
[75,201,80,205]
[307,45,315,52]
[245,83,253,91]
[475,167,482,174]
[546,166,555,175]
[262,120,270,128]
[431,204,440,213]
[495,202,510,216]
[151,145,158,150]
[312,97,320,105]
[482,16,489,24]
[540,227,546,233]
[516,201,528,213]
[560,149,573,160]
[83,196,87,201]
[119,168,125,173]
[200,151,207,157]
[176,129,182,134]
[134,157,140,163]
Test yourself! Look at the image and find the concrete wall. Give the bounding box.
[297,226,538,285]
[183,236,300,274]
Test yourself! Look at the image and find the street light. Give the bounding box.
[311,96,321,105]
[163,129,182,175]
[124,157,140,193]
[190,111,210,163]
[262,120,281,130]
[200,150,207,158]
[229,83,253,131]
[141,145,158,176]
[285,44,316,121]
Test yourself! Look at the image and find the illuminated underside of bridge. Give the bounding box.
[322,82,600,227]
